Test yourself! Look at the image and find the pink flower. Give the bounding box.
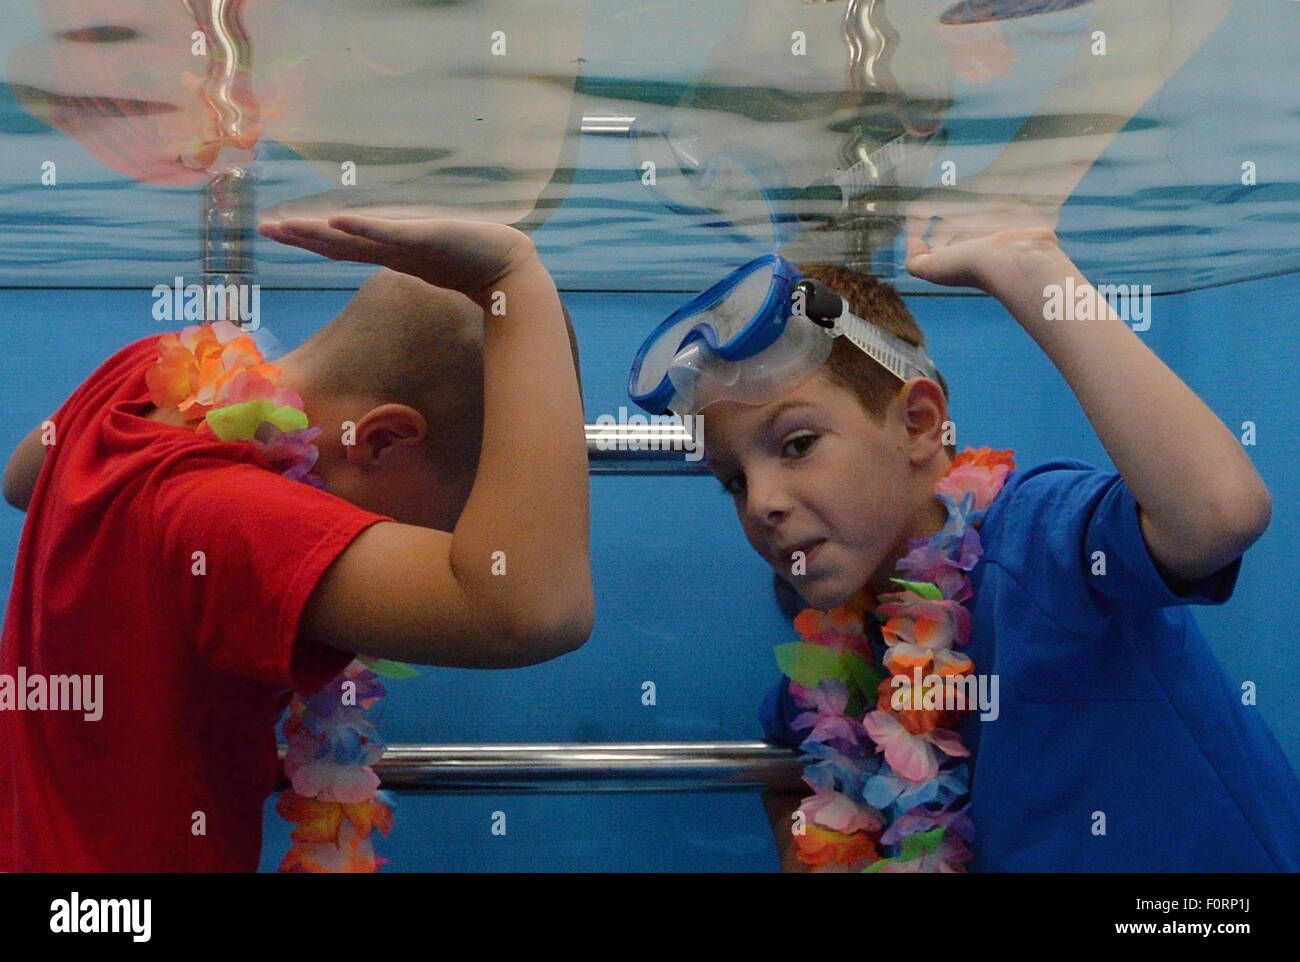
[800,789,885,836]
[793,680,869,751]
[935,463,1011,512]
[876,592,972,650]
[252,423,323,481]
[284,749,382,803]
[862,709,969,784]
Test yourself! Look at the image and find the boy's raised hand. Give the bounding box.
[258,215,538,301]
[905,216,1064,296]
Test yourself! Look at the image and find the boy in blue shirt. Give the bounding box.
[628,226,1299,871]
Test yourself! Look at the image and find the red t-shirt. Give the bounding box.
[0,334,394,871]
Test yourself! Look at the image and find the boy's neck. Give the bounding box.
[865,452,954,597]
[273,350,312,409]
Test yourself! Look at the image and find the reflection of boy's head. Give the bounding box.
[284,268,581,530]
[701,264,953,610]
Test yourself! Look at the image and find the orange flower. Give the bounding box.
[882,640,933,675]
[145,322,273,423]
[877,664,975,735]
[793,608,826,638]
[793,588,877,639]
[794,823,880,867]
[280,845,381,873]
[276,790,394,846]
[951,447,1015,471]
[278,820,385,873]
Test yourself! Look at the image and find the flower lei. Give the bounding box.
[147,319,415,872]
[775,446,1016,872]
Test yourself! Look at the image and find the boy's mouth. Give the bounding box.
[777,539,826,569]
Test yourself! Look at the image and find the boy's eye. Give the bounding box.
[715,435,814,496]
[783,433,818,457]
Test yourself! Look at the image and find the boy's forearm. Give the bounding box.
[986,247,1271,570]
[451,253,593,657]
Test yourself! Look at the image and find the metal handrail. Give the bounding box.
[585,422,709,474]
[277,741,804,793]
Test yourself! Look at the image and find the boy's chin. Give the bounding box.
[786,573,858,612]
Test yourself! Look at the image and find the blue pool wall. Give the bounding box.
[0,273,1295,870]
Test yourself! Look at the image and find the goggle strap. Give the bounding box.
[830,308,940,384]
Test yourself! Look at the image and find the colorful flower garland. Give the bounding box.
[775,446,1016,872]
[147,319,413,872]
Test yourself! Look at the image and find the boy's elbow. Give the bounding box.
[1227,483,1271,545]
[1198,484,1271,572]
[1250,488,1272,538]
[547,597,596,656]
[543,583,596,655]
[2,464,19,508]
[2,478,29,512]
[509,580,595,663]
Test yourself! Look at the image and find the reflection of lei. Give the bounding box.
[147,320,415,872]
[776,446,1015,872]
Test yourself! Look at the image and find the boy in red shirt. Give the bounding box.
[0,216,592,871]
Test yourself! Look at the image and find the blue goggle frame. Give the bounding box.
[627,254,805,415]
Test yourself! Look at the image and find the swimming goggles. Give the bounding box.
[628,253,940,417]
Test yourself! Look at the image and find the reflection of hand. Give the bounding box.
[905,177,1063,257]
[905,220,1063,294]
[258,215,538,302]
[936,20,1018,85]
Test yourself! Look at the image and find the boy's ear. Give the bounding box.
[345,404,429,465]
[900,377,949,444]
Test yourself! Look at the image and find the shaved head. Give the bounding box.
[293,269,487,481]
[290,268,583,488]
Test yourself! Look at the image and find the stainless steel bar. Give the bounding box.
[278,742,804,794]
[203,167,255,285]
[585,423,710,474]
[186,0,257,325]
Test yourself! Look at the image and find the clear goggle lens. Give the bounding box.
[630,254,940,416]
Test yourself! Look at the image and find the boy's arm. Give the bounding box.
[454,252,594,641]
[906,229,1271,585]
[261,216,593,667]
[2,422,49,512]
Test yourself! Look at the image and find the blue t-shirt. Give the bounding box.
[760,458,1300,871]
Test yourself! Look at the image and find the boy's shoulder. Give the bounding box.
[83,333,166,393]
[997,454,1099,491]
[978,453,1241,623]
[983,454,1110,536]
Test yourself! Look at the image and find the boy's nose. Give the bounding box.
[744,471,792,526]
